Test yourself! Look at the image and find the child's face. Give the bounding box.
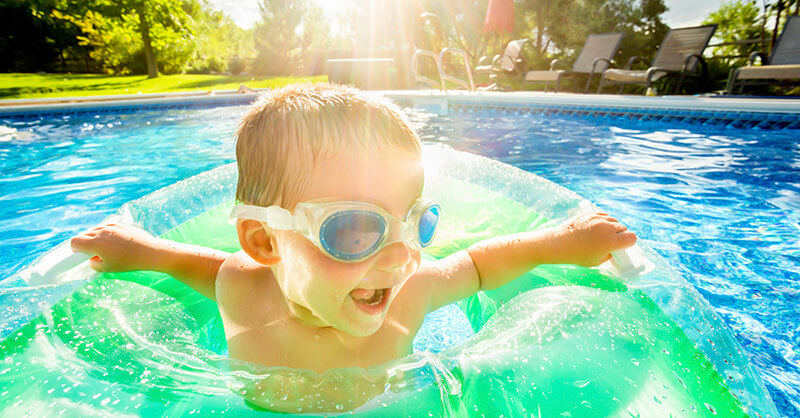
[272,149,424,337]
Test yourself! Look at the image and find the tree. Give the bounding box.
[764,0,800,52]
[52,0,197,77]
[190,9,254,74]
[410,0,668,73]
[703,0,762,66]
[252,0,331,76]
[516,0,668,68]
[0,0,92,72]
[417,0,490,64]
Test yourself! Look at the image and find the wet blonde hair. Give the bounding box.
[235,83,421,209]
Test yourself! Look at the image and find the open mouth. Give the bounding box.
[349,288,390,313]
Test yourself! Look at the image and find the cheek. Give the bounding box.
[406,251,422,277]
[277,232,366,294]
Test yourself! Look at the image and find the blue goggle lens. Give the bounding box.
[417,204,440,248]
[320,210,386,261]
[318,203,440,261]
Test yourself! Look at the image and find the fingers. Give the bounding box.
[88,255,107,272]
[70,235,93,253]
[614,230,637,247]
[612,222,628,232]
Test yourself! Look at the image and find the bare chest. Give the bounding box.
[224,301,427,373]
[229,315,422,373]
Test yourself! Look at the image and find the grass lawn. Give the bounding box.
[0,73,327,100]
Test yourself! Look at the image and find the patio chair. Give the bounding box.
[523,32,623,93]
[597,24,717,94]
[726,15,800,95]
[475,39,529,89]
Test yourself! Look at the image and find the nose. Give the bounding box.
[373,241,415,272]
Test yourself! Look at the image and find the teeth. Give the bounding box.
[350,288,386,305]
[351,288,376,300]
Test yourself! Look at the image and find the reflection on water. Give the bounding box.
[1,105,796,415]
[0,107,241,279]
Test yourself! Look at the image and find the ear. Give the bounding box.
[237,219,281,266]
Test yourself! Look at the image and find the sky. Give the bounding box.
[663,0,725,27]
[207,0,726,31]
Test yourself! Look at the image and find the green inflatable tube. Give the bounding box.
[0,145,778,417]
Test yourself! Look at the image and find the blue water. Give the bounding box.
[411,108,800,416]
[1,108,238,278]
[1,104,798,416]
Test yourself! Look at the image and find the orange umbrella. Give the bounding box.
[482,0,514,33]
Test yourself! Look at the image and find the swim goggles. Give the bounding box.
[229,198,440,263]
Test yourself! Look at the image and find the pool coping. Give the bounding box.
[384,89,800,111]
[0,89,260,117]
[2,89,799,130]
[385,91,800,130]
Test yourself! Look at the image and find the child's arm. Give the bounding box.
[466,212,636,289]
[419,212,637,311]
[70,224,229,300]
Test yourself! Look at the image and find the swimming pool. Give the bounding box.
[1,93,797,415]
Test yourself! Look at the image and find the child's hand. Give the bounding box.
[70,224,162,273]
[548,212,637,267]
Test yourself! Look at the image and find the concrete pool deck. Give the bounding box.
[1,89,799,129]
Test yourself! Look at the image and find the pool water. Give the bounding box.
[1,104,797,415]
[410,108,800,415]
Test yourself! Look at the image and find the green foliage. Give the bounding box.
[252,0,331,76]
[411,0,669,77]
[703,0,763,67]
[0,0,92,72]
[190,9,254,74]
[49,0,199,75]
[513,0,669,71]
[703,0,800,95]
[2,0,255,76]
[417,0,490,64]
[52,8,140,74]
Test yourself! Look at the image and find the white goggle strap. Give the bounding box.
[229,204,295,230]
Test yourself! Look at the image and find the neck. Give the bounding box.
[283,297,361,347]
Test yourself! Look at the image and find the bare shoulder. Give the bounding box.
[216,251,274,326]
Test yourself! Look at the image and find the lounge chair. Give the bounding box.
[475,39,529,89]
[523,32,624,93]
[726,15,800,94]
[598,25,717,94]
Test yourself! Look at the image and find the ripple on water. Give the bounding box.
[1,106,798,416]
[409,109,800,416]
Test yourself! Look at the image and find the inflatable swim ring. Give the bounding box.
[0,144,778,416]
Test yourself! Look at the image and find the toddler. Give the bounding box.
[71,83,636,411]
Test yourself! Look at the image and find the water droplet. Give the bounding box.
[572,380,591,388]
